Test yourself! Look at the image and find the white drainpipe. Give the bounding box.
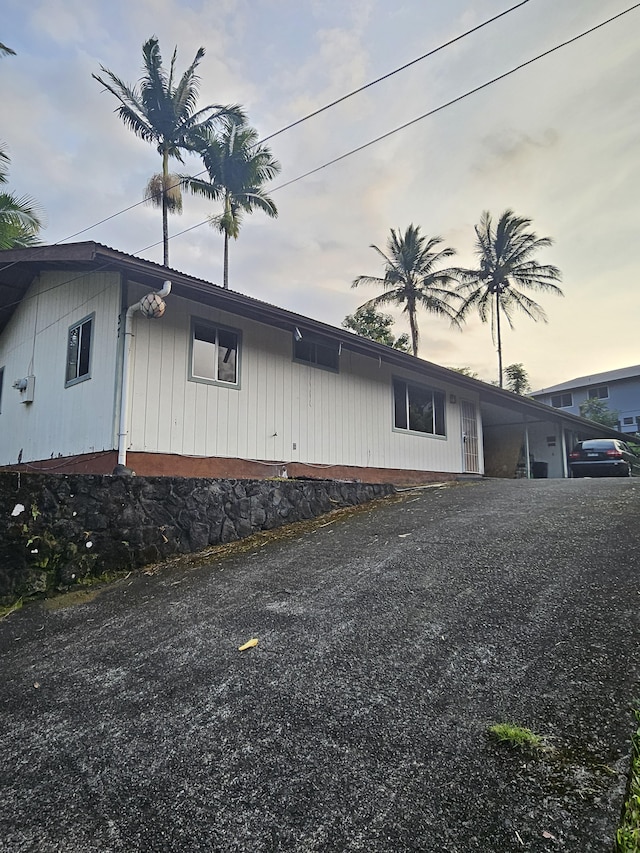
[115,281,171,472]
[524,420,531,479]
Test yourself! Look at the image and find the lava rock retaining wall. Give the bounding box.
[0,471,394,601]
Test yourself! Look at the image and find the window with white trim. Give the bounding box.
[550,392,572,408]
[190,320,240,386]
[588,385,609,400]
[66,315,93,386]
[393,378,446,436]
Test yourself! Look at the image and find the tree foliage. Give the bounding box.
[0,45,44,248]
[93,36,243,266]
[449,366,479,379]
[456,210,563,387]
[503,363,531,395]
[352,225,460,357]
[184,118,280,288]
[342,306,410,351]
[579,397,619,429]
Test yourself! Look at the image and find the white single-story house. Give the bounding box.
[0,243,627,483]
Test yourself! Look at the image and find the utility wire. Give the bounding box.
[270,2,640,193]
[136,2,640,252]
[0,0,531,274]
[1,2,637,302]
[259,0,531,143]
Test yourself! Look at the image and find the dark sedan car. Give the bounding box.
[569,439,640,478]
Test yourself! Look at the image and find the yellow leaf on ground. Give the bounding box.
[238,638,259,651]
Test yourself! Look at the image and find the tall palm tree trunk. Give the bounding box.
[408,298,419,357]
[162,149,169,266]
[223,230,229,289]
[495,289,503,388]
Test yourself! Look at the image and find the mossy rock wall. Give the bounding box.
[0,472,394,602]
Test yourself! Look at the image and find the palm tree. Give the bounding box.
[455,210,563,387]
[352,225,460,357]
[0,192,42,249]
[93,36,243,266]
[184,118,280,288]
[0,148,43,249]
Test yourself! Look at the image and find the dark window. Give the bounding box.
[588,385,609,400]
[191,321,239,385]
[293,334,339,372]
[66,315,93,386]
[393,378,445,436]
[580,440,615,450]
[623,417,633,425]
[550,392,572,408]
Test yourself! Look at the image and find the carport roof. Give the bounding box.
[0,242,629,442]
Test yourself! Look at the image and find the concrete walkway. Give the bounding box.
[1,478,638,852]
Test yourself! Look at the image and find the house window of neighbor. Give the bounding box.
[293,333,339,372]
[393,378,446,436]
[191,321,240,386]
[588,385,609,400]
[623,417,634,425]
[550,392,572,408]
[65,314,94,386]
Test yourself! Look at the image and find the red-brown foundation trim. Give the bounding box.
[1,451,474,486]
[1,451,118,475]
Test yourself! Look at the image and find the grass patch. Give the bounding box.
[617,709,640,852]
[488,722,544,752]
[75,569,130,588]
[0,597,23,620]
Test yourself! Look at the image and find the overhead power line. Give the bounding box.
[259,0,531,143]
[1,2,637,292]
[270,2,640,193]
[0,0,531,276]
[139,1,640,252]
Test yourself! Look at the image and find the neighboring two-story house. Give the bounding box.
[531,365,640,435]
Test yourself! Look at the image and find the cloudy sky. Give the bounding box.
[2,0,639,389]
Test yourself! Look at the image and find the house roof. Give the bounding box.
[531,364,640,397]
[0,242,629,441]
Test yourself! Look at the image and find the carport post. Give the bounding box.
[524,420,531,478]
[560,427,568,478]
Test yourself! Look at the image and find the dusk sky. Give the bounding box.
[2,0,638,389]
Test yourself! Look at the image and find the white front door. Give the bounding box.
[461,400,480,473]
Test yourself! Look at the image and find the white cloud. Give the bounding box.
[1,0,639,387]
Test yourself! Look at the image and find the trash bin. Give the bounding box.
[532,461,548,479]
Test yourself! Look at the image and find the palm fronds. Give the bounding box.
[455,209,563,385]
[353,225,460,356]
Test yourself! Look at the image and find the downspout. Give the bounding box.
[524,417,531,479]
[114,280,171,475]
[560,425,568,478]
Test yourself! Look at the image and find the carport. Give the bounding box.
[476,386,631,479]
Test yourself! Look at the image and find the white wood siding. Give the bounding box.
[127,289,476,474]
[0,271,121,465]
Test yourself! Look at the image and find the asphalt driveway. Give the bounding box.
[1,478,639,852]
